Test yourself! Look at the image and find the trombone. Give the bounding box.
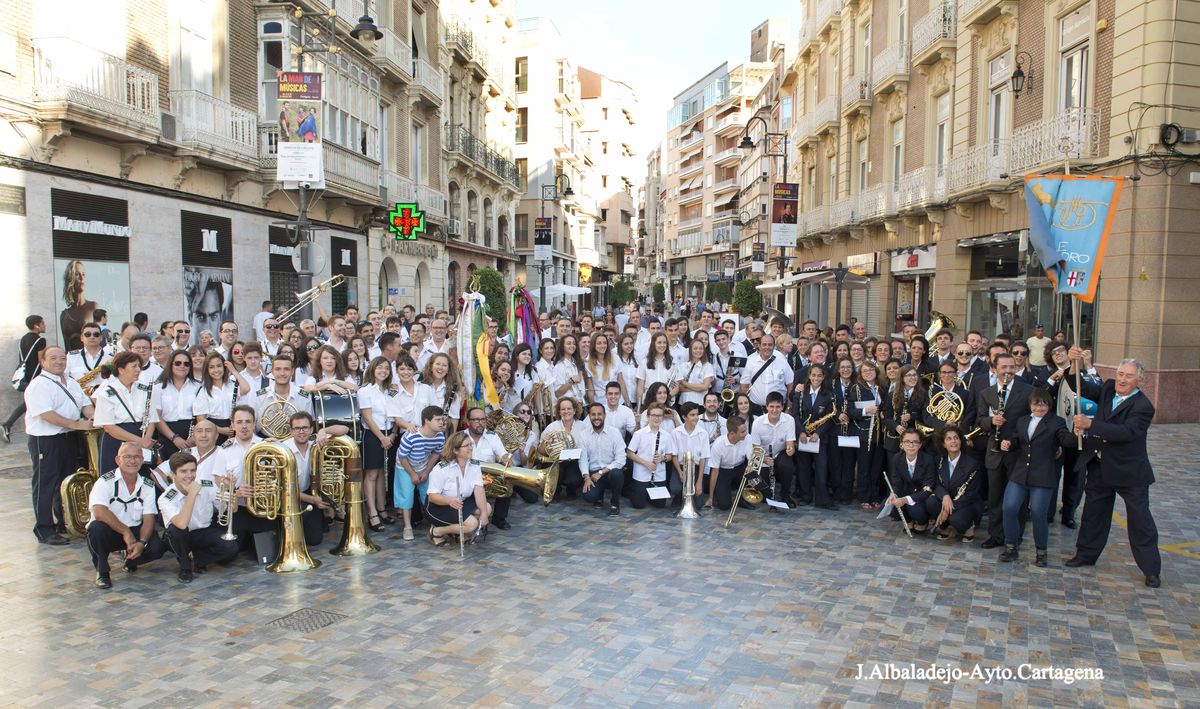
[276,275,345,324]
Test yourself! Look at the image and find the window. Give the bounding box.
[861,22,871,71]
[557,60,565,94]
[601,175,608,188]
[898,0,908,41]
[319,54,381,159]
[516,108,528,143]
[856,138,868,192]
[935,93,949,177]
[515,158,528,189]
[602,107,608,120]
[602,141,608,154]
[515,57,528,92]
[987,55,1010,155]
[515,213,529,248]
[806,166,816,210]
[601,208,608,221]
[780,96,792,128]
[178,0,213,93]
[891,119,904,186]
[1059,7,1090,110]
[827,155,837,201]
[411,122,424,185]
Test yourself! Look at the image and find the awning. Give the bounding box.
[530,284,590,299]
[756,270,872,293]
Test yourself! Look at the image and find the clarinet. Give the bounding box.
[229,376,239,415]
[651,430,661,485]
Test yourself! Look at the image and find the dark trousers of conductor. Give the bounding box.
[29,433,70,540]
[165,525,239,571]
[1050,444,1083,523]
[629,475,680,509]
[985,453,1018,543]
[1074,462,1161,577]
[86,522,166,574]
[712,462,748,511]
[581,468,625,509]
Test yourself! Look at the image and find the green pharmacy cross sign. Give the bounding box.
[388,203,426,240]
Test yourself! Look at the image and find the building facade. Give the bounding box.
[758,0,1198,422]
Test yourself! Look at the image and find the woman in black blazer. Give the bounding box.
[793,364,835,508]
[926,426,982,542]
[999,388,1077,566]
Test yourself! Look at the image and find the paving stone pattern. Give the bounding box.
[0,426,1196,707]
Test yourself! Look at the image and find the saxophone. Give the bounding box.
[805,409,837,435]
[77,364,104,394]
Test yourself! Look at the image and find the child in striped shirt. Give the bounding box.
[395,405,447,540]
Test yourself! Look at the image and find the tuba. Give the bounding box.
[923,310,957,342]
[60,427,102,537]
[481,461,559,505]
[243,441,320,572]
[313,435,379,556]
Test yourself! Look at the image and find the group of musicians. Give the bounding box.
[17,300,1163,590]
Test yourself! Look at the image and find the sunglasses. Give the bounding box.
[1012,350,1028,356]
[173,361,190,367]
[177,329,191,334]
[264,324,280,330]
[82,332,101,337]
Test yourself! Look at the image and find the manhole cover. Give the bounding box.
[268,608,348,633]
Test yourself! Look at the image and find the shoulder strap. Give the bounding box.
[749,355,776,386]
[18,335,44,365]
[43,375,84,416]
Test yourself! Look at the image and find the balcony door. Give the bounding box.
[177,0,214,95]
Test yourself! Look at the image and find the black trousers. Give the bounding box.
[557,460,583,498]
[28,433,71,540]
[629,476,680,509]
[232,506,324,551]
[86,522,166,574]
[581,468,625,508]
[1075,463,1161,577]
[832,439,857,502]
[794,444,830,505]
[985,454,1018,543]
[712,462,748,511]
[923,496,979,533]
[1051,444,1083,522]
[854,441,886,505]
[164,525,239,571]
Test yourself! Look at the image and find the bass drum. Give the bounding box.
[315,392,361,442]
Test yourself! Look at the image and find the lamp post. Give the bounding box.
[537,172,574,313]
[738,112,791,310]
[831,261,850,327]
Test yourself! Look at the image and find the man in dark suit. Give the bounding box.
[886,429,938,532]
[1065,350,1162,588]
[974,352,1032,549]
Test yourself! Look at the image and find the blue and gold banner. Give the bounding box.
[1024,175,1124,303]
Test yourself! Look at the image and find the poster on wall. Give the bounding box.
[770,182,799,248]
[184,267,234,340]
[623,247,635,275]
[276,71,324,184]
[896,280,916,318]
[51,189,132,350]
[751,243,766,274]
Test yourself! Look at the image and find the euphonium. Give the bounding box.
[313,435,379,557]
[60,427,102,537]
[243,441,320,572]
[481,461,560,505]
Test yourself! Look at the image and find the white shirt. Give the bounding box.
[742,352,793,406]
[698,413,727,442]
[88,471,158,528]
[1027,415,1042,440]
[672,425,711,465]
[552,359,588,404]
[252,311,273,341]
[158,479,218,531]
[193,380,239,421]
[137,362,163,386]
[416,338,453,371]
[93,379,159,427]
[673,359,715,407]
[585,356,620,402]
[428,459,484,501]
[282,437,315,491]
[750,413,797,458]
[636,359,673,391]
[386,380,433,428]
[24,373,88,436]
[466,430,507,465]
[220,436,262,491]
[616,359,638,403]
[423,379,463,418]
[158,379,201,422]
[358,383,395,433]
[627,425,677,483]
[668,342,688,364]
[259,338,282,357]
[66,346,113,382]
[708,434,752,470]
[574,424,625,472]
[603,403,637,437]
[154,445,223,487]
[633,330,652,365]
[638,409,677,433]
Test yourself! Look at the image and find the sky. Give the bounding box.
[514,0,805,162]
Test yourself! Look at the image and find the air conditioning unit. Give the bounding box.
[160,111,178,142]
[447,218,462,236]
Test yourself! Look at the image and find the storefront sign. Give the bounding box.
[387,203,426,240]
[181,211,234,344]
[847,252,878,276]
[890,245,937,274]
[380,233,441,260]
[802,259,830,272]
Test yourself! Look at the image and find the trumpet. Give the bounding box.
[215,474,238,541]
[276,275,346,325]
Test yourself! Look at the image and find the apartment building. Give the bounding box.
[639,143,666,293]
[580,68,641,301]
[774,0,1198,421]
[440,0,523,297]
[512,17,590,310]
[663,61,772,301]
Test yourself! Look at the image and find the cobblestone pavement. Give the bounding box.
[0,426,1197,707]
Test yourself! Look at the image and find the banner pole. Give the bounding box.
[1072,296,1083,451]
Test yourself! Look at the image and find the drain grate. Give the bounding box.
[268,608,348,633]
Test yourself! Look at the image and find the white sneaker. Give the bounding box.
[402,527,414,541]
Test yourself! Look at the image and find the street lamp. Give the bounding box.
[537,172,574,312]
[1010,51,1034,97]
[831,261,850,328]
[739,112,791,308]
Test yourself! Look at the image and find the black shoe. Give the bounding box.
[55,523,68,535]
[39,535,70,546]
[1035,550,1048,567]
[1062,518,1077,529]
[94,573,112,589]
[178,569,193,583]
[1145,575,1161,588]
[1064,555,1095,567]
[816,502,836,510]
[123,559,137,573]
[0,424,10,443]
[607,506,619,516]
[194,564,207,574]
[737,499,758,511]
[493,519,511,530]
[981,538,1003,549]
[999,544,1019,562]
